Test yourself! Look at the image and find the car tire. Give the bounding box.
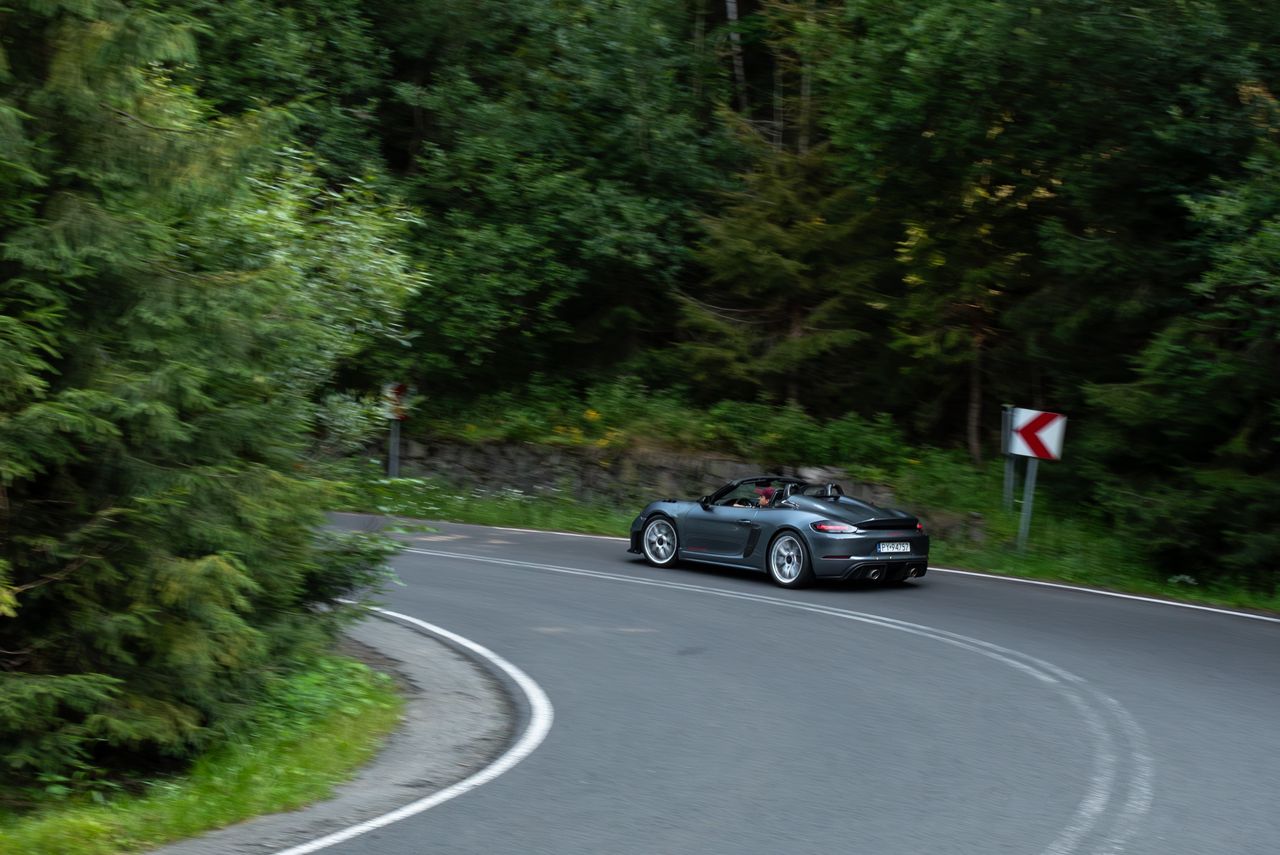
[641,516,679,568]
[766,531,814,588]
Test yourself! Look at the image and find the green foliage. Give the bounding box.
[662,0,1277,590]
[681,143,873,406]
[346,442,1280,615]
[702,400,819,464]
[0,674,124,784]
[371,0,725,389]
[822,413,910,477]
[892,447,991,515]
[5,0,1280,810]
[350,474,637,538]
[170,0,391,178]
[1083,137,1280,591]
[420,379,907,473]
[801,0,1259,447]
[0,0,415,790]
[313,393,386,457]
[0,656,402,854]
[249,656,397,732]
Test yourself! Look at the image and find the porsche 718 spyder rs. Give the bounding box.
[628,476,929,588]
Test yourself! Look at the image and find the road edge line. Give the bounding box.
[333,512,1278,623]
[929,566,1280,624]
[270,607,554,855]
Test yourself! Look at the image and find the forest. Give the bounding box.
[2,0,1279,801]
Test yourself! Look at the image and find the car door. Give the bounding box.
[681,505,758,558]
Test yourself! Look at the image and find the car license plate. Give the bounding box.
[877,541,910,553]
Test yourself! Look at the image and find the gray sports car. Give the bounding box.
[628,476,929,588]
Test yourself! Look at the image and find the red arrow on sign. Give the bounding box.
[1016,411,1061,459]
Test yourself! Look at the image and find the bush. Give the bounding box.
[821,412,910,476]
[704,401,824,464]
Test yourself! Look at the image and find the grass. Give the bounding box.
[345,469,1280,615]
[404,379,1277,606]
[351,475,637,537]
[934,517,1280,613]
[0,656,404,855]
[895,455,1280,612]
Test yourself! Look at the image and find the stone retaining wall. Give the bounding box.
[401,439,813,503]
[394,439,985,543]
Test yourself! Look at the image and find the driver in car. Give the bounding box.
[729,485,776,507]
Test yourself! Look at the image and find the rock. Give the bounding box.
[916,509,986,544]
[797,466,847,484]
[391,440,927,520]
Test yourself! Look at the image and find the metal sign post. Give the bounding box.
[1001,404,1015,512]
[1016,458,1039,551]
[388,419,401,478]
[382,383,410,478]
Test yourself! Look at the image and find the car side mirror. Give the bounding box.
[699,495,711,508]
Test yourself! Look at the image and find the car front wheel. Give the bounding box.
[767,532,814,588]
[641,517,679,567]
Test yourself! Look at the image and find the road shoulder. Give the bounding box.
[148,613,513,855]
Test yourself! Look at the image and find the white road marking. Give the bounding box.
[404,546,1156,855]
[1042,688,1118,855]
[335,513,1276,624]
[270,608,554,855]
[488,524,627,541]
[930,566,1280,624]
[1094,694,1156,855]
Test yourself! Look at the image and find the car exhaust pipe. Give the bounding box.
[867,568,883,581]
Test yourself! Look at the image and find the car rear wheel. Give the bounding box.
[767,532,814,588]
[641,517,679,567]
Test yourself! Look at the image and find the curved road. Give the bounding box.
[327,519,1279,854]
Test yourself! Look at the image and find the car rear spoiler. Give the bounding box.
[856,517,920,531]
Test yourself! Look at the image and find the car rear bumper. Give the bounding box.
[815,554,929,582]
[809,531,929,581]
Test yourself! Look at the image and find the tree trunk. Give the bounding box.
[725,0,750,114]
[967,329,985,466]
[693,0,707,102]
[786,303,804,404]
[406,67,428,175]
[798,0,814,154]
[772,58,784,148]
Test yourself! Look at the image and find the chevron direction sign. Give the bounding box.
[1008,408,1067,460]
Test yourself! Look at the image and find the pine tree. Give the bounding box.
[0,0,418,786]
[366,0,721,393]
[684,141,873,407]
[1084,136,1280,592]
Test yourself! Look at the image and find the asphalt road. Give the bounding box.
[327,518,1280,855]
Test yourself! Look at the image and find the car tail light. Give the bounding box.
[811,521,858,534]
[917,522,924,532]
